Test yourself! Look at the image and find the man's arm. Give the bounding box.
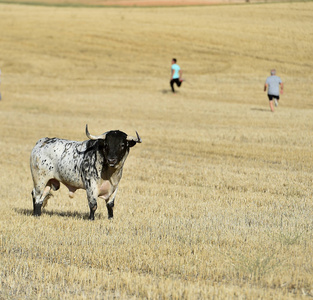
[170,68,174,80]
[280,82,284,94]
[264,83,267,92]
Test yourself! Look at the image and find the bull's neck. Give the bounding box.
[101,151,129,186]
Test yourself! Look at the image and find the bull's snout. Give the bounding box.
[107,157,118,167]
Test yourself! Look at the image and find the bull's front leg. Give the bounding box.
[87,195,97,220]
[85,181,99,221]
[106,188,118,219]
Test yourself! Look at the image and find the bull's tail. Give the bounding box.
[42,192,53,208]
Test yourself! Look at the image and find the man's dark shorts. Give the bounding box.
[268,94,279,101]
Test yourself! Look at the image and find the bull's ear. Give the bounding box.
[127,140,137,148]
[126,132,142,148]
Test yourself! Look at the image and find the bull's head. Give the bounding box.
[86,125,142,167]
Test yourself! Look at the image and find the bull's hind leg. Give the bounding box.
[32,179,60,216]
[32,185,50,216]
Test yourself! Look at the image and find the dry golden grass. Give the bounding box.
[0,1,313,299]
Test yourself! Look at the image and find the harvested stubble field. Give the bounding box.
[0,1,313,298]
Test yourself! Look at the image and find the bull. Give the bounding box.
[30,125,142,220]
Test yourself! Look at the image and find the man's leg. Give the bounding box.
[269,100,274,112]
[274,96,279,107]
[268,95,274,112]
[170,79,175,93]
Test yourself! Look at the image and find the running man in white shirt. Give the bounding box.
[264,69,284,112]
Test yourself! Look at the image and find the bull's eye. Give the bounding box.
[120,143,126,150]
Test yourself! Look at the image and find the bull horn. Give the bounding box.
[127,131,142,143]
[85,124,107,140]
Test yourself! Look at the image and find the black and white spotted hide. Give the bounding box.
[30,125,142,220]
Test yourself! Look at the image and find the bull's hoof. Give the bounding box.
[89,211,95,220]
[33,203,42,216]
[88,203,97,220]
[107,208,113,219]
[107,202,114,219]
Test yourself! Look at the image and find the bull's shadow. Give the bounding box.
[250,108,270,112]
[14,208,93,220]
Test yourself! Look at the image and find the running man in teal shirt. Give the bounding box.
[170,58,183,93]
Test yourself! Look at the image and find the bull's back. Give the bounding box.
[30,138,87,187]
[31,137,67,165]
